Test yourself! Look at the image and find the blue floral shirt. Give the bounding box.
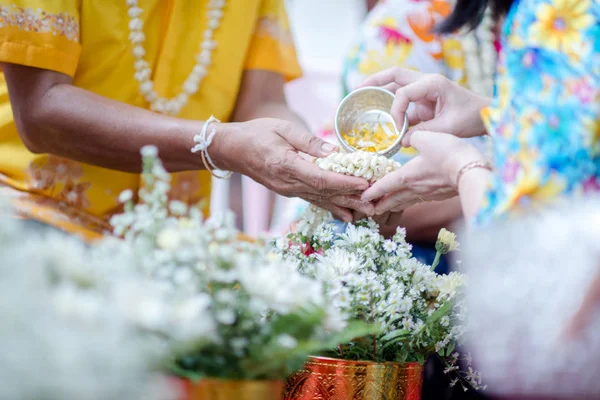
[477,0,600,225]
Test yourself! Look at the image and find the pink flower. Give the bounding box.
[572,80,597,104]
[378,26,411,45]
[302,242,323,257]
[502,160,520,183]
[583,176,600,193]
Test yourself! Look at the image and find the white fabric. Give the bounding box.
[462,199,600,398]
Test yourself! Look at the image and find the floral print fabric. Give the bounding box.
[477,0,600,225]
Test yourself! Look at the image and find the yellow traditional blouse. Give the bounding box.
[0,0,301,241]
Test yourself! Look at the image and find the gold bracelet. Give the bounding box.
[455,160,492,187]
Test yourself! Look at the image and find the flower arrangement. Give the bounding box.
[277,219,482,389]
[106,146,370,381]
[275,151,484,391]
[0,201,174,400]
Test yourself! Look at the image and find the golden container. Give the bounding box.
[178,378,284,400]
[284,356,423,400]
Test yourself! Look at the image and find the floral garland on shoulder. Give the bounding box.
[458,7,497,98]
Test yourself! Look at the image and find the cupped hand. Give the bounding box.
[361,130,485,214]
[213,118,374,222]
[360,67,491,145]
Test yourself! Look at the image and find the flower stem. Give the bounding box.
[432,251,441,270]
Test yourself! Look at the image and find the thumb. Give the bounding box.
[401,122,436,147]
[278,124,338,158]
[407,130,438,152]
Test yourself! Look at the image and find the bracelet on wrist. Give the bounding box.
[191,115,232,180]
[455,160,492,187]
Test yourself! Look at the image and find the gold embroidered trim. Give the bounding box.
[0,5,79,42]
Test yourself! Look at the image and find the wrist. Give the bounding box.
[208,121,241,172]
[447,147,487,188]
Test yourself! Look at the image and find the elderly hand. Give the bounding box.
[360,67,491,145]
[361,131,485,214]
[212,118,374,222]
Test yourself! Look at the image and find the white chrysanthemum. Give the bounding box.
[238,260,323,314]
[435,272,466,299]
[315,248,363,281]
[335,224,371,247]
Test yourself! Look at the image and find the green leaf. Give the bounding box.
[168,362,205,382]
[426,301,453,325]
[444,342,455,357]
[415,353,425,365]
[380,329,409,343]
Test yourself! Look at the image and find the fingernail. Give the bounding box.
[321,143,337,154]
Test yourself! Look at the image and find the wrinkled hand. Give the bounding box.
[213,118,374,221]
[361,131,485,214]
[360,67,491,145]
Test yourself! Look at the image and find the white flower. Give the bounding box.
[277,334,298,349]
[383,239,397,253]
[215,308,236,325]
[238,261,322,314]
[140,145,158,157]
[156,228,182,251]
[169,200,188,216]
[336,224,369,247]
[436,228,459,254]
[436,272,466,299]
[231,337,248,352]
[315,248,363,280]
[118,189,134,203]
[323,305,348,332]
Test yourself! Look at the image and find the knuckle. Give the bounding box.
[310,171,327,192]
[276,181,296,197]
[305,134,322,150]
[428,73,444,84]
[274,120,293,137]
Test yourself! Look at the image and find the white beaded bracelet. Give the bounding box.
[191,115,232,180]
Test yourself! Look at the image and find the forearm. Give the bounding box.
[380,197,462,242]
[233,101,308,130]
[457,169,491,224]
[13,83,205,173]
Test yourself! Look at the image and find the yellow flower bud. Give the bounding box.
[435,228,459,254]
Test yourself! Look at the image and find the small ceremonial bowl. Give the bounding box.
[334,86,409,158]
